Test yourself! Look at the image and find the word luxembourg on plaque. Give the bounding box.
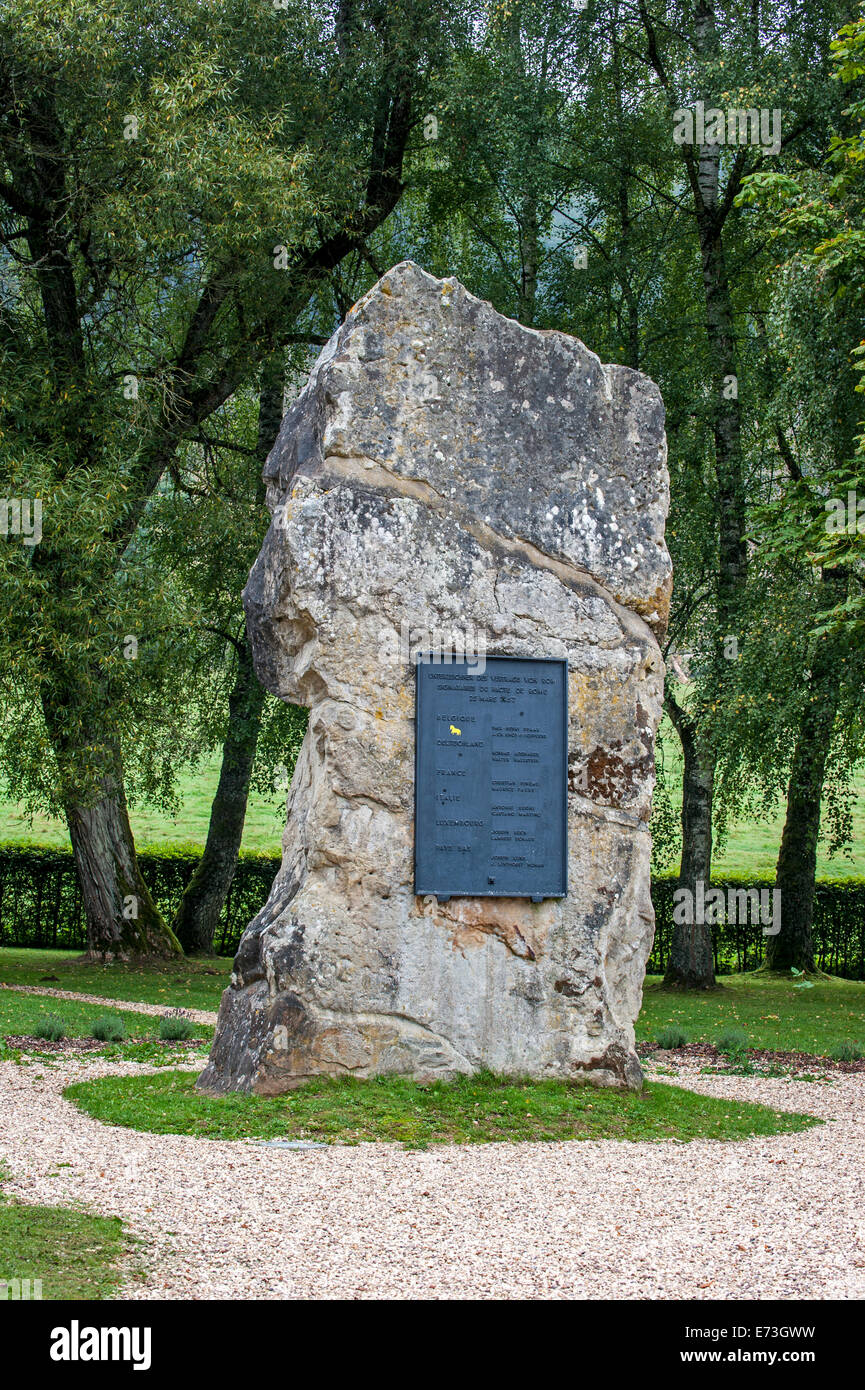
[414,655,568,901]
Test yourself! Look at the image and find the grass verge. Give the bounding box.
[0,1167,133,1300]
[0,991,212,1065]
[0,947,231,1011]
[638,972,865,1055]
[0,990,212,1042]
[64,1069,819,1150]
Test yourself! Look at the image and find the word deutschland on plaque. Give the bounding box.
[414,655,568,901]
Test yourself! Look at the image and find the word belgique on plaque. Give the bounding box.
[199,261,671,1096]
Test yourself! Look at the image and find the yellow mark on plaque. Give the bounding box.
[450,725,461,736]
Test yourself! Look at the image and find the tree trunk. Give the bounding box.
[518,192,540,327]
[37,659,181,960]
[670,24,742,987]
[172,635,267,954]
[171,358,282,953]
[64,741,180,961]
[696,204,748,634]
[639,1,745,934]
[767,571,846,973]
[610,3,640,372]
[664,684,716,988]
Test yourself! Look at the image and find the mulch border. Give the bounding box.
[639,1040,865,1073]
[2,1034,208,1054]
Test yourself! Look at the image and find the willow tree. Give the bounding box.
[142,355,310,956]
[727,2,865,970]
[0,0,447,957]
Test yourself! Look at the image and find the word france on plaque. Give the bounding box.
[414,655,568,901]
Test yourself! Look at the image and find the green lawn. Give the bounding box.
[0,1194,132,1300]
[0,753,286,852]
[0,989,213,1050]
[657,720,865,880]
[64,1068,817,1149]
[0,947,231,1012]
[0,954,837,1151]
[3,951,864,1057]
[2,743,864,875]
[637,972,865,1055]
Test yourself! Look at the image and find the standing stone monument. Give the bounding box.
[198,261,671,1095]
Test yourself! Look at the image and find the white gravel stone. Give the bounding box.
[1,1058,863,1300]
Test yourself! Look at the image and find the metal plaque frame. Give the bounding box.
[414,654,568,901]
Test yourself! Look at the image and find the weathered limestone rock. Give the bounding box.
[198,261,671,1095]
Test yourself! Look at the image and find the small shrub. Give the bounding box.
[655,1026,689,1049]
[90,1017,126,1043]
[716,1026,749,1056]
[158,1010,194,1041]
[34,1014,67,1041]
[829,1039,863,1063]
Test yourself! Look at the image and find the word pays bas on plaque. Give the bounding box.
[414,655,568,901]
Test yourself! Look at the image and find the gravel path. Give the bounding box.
[0,982,218,1026]
[1,1058,863,1300]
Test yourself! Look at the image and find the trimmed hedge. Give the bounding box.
[0,843,278,958]
[1,845,863,978]
[648,873,865,979]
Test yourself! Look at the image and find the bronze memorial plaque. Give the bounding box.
[414,655,568,901]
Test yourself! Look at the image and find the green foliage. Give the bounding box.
[716,1026,750,1057]
[0,0,449,864]
[0,843,278,953]
[64,1069,818,1149]
[396,0,865,881]
[89,1016,127,1043]
[6,852,865,978]
[33,1013,67,1041]
[828,1038,863,1061]
[734,3,865,638]
[0,0,863,957]
[655,1026,689,1050]
[649,874,865,979]
[649,731,682,874]
[158,1010,195,1041]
